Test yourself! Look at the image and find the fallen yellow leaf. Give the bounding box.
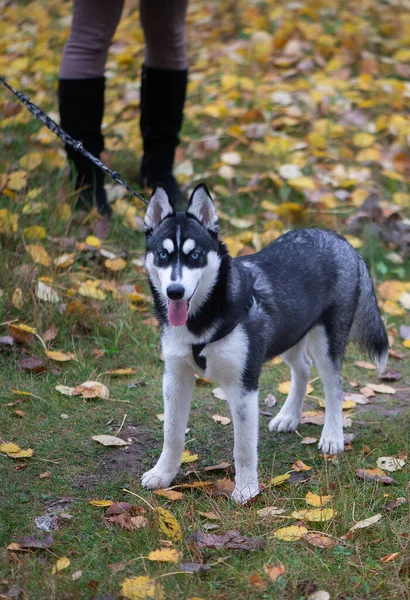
[278,381,313,395]
[121,576,164,600]
[154,489,184,501]
[105,258,127,271]
[78,281,107,300]
[0,209,18,235]
[19,152,42,171]
[45,350,75,362]
[27,243,51,267]
[7,170,28,191]
[147,548,181,563]
[292,508,335,522]
[54,253,76,268]
[89,499,113,507]
[305,492,332,507]
[12,288,24,309]
[0,443,21,454]
[273,525,308,541]
[23,225,46,241]
[181,450,198,463]
[52,557,70,574]
[155,507,183,541]
[6,448,34,459]
[271,473,290,486]
[85,235,101,249]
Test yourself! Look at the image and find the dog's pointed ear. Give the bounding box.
[186,184,218,232]
[144,185,175,233]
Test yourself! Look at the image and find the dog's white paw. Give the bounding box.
[141,466,177,490]
[231,483,260,505]
[318,431,344,455]
[269,411,300,432]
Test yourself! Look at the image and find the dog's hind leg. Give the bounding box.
[226,387,260,504]
[307,324,345,454]
[141,360,195,490]
[269,337,311,433]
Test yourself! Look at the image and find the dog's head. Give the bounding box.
[144,184,222,327]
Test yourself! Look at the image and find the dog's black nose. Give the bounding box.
[167,284,185,300]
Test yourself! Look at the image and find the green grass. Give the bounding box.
[1,0,410,597]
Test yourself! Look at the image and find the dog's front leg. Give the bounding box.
[141,362,195,490]
[226,387,260,504]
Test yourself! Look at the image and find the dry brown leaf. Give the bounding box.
[19,533,53,549]
[210,478,235,496]
[154,489,184,501]
[43,324,58,342]
[264,562,285,582]
[72,381,109,399]
[349,513,382,531]
[197,511,220,520]
[212,414,231,425]
[257,506,287,518]
[204,462,230,471]
[248,573,267,590]
[303,532,336,549]
[356,468,398,485]
[92,435,128,447]
[354,360,376,370]
[291,460,312,471]
[383,497,406,512]
[186,529,266,551]
[381,552,400,564]
[376,456,406,472]
[365,383,396,394]
[100,368,136,376]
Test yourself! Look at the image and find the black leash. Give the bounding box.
[0,76,148,205]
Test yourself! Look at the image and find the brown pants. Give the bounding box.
[59,0,189,78]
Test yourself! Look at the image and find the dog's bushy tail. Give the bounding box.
[351,259,389,375]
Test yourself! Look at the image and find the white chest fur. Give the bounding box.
[162,324,249,389]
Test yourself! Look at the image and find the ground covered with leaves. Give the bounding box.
[0,0,409,599]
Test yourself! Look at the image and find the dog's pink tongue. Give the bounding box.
[168,300,188,326]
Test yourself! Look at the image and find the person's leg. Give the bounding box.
[139,0,189,208]
[58,0,124,216]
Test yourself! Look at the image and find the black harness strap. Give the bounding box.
[191,286,255,371]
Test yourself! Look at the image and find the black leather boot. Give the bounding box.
[139,66,188,209]
[58,77,112,217]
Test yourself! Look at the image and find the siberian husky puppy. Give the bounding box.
[141,184,388,503]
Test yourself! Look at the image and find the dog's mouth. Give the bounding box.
[167,286,198,327]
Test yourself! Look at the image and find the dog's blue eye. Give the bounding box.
[190,251,200,260]
[159,251,168,260]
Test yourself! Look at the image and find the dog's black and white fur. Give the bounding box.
[141,184,388,503]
